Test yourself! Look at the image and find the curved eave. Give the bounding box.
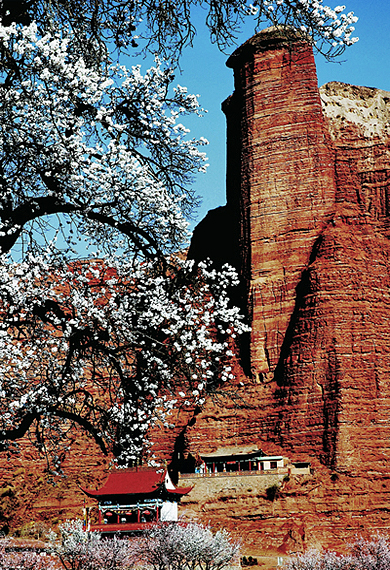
[80,487,160,499]
[167,486,193,496]
[80,487,109,499]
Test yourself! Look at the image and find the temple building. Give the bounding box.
[196,447,284,474]
[81,469,192,534]
[200,451,284,474]
[171,445,284,476]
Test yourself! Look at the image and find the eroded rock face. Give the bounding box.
[223,29,337,383]
[320,81,390,233]
[0,435,111,536]
[321,81,390,140]
[184,30,390,552]
[188,31,390,474]
[179,464,390,555]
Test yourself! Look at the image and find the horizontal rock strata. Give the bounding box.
[184,30,390,553]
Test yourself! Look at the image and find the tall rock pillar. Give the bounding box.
[223,29,337,381]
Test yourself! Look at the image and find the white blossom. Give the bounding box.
[0,22,249,467]
[139,522,240,570]
[244,0,358,54]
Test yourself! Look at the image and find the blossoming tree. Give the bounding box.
[1,0,358,62]
[0,0,358,469]
[0,20,251,466]
[138,522,240,570]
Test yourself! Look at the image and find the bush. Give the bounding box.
[284,536,390,570]
[138,522,240,570]
[18,521,50,540]
[0,538,57,570]
[7,518,238,570]
[284,549,354,570]
[49,519,134,570]
[351,536,390,570]
[266,484,280,502]
[242,556,258,566]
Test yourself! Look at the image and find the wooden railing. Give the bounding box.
[179,467,289,479]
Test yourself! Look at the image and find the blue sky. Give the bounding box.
[171,0,390,231]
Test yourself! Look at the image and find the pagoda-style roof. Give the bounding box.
[81,469,192,500]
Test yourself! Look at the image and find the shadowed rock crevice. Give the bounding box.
[273,234,324,390]
[321,339,340,468]
[188,204,251,373]
[187,205,241,270]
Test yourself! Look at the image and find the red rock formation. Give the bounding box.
[223,29,337,382]
[0,434,111,535]
[182,28,390,553]
[188,28,390,475]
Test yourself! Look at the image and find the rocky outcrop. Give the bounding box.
[320,81,390,231]
[0,435,110,536]
[188,28,390,473]
[183,29,390,553]
[179,463,390,556]
[223,29,337,382]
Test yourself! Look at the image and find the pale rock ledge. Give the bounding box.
[320,81,390,139]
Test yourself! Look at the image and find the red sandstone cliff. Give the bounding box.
[188,28,390,475]
[183,28,390,552]
[224,30,337,383]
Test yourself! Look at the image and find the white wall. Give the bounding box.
[160,501,178,522]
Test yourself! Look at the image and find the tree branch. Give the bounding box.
[86,210,165,261]
[0,195,77,254]
[49,407,108,455]
[0,412,39,441]
[0,407,108,456]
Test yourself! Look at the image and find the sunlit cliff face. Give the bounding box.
[180,30,390,553]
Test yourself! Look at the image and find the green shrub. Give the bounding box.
[266,484,280,501]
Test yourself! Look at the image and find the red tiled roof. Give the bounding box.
[82,470,163,497]
[81,470,192,498]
